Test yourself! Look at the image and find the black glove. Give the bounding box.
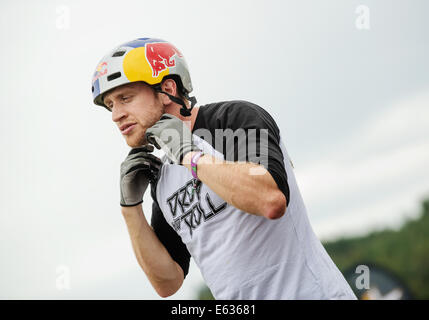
[120,144,162,207]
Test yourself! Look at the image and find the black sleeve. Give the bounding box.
[213,101,290,206]
[150,183,191,279]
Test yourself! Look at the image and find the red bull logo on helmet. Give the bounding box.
[92,61,107,83]
[145,42,183,77]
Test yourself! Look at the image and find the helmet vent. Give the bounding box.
[112,50,126,57]
[107,72,121,81]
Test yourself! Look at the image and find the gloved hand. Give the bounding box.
[145,114,201,165]
[120,144,162,207]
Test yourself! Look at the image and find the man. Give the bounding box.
[91,38,357,299]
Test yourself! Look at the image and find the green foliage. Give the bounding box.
[323,198,429,299]
[196,198,429,300]
[197,285,214,300]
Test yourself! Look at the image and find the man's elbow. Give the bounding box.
[153,265,184,298]
[156,285,179,298]
[264,191,287,220]
[154,278,183,298]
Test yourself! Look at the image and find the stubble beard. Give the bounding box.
[128,103,165,148]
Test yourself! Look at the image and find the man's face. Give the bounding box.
[103,82,164,148]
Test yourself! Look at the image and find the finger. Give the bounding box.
[127,144,154,156]
[127,157,162,174]
[134,154,162,170]
[124,154,162,171]
[148,158,162,171]
[122,154,162,176]
[125,151,161,163]
[146,135,161,149]
[124,163,152,177]
[122,158,152,175]
[137,154,162,172]
[145,124,163,138]
[143,153,163,163]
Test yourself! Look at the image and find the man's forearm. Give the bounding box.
[121,204,184,297]
[182,153,286,219]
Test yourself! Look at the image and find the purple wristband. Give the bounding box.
[191,151,204,180]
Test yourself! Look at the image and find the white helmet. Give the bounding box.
[91,38,195,115]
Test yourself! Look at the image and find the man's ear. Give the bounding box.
[157,79,178,106]
[161,78,177,97]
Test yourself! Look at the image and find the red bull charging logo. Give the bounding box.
[145,42,183,77]
[92,62,107,82]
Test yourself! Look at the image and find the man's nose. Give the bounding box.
[111,105,126,122]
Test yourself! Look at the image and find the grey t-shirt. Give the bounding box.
[150,100,357,300]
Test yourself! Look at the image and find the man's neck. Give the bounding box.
[165,104,200,131]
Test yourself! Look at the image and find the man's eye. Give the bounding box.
[122,96,131,101]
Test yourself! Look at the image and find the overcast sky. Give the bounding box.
[0,0,428,299]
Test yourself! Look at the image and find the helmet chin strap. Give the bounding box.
[153,85,197,117]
